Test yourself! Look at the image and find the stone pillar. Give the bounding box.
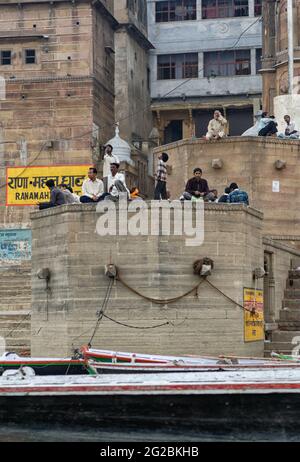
[251,48,257,76]
[252,97,261,121]
[196,0,202,19]
[261,0,277,111]
[198,52,204,78]
[249,0,255,17]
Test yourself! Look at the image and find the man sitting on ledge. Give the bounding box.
[277,115,299,140]
[103,163,130,201]
[226,183,249,206]
[258,112,278,137]
[39,179,66,210]
[80,167,104,203]
[181,168,215,201]
[206,110,227,140]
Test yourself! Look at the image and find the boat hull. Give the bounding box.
[1,370,300,438]
[0,392,300,439]
[0,360,90,376]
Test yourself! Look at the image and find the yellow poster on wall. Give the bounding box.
[6,165,91,206]
[244,287,264,342]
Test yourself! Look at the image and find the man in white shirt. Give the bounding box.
[105,163,130,201]
[80,167,104,203]
[206,110,227,140]
[277,115,299,140]
[103,144,120,177]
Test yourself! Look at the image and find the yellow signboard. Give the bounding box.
[244,287,264,342]
[6,165,91,206]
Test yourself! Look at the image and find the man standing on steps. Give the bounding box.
[154,152,169,200]
[103,144,120,177]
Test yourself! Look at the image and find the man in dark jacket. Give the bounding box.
[218,187,231,203]
[182,168,210,200]
[226,183,249,205]
[39,179,66,210]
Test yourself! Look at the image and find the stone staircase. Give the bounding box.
[0,265,31,356]
[265,269,300,356]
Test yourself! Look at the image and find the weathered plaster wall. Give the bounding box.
[31,203,265,358]
[153,137,300,244]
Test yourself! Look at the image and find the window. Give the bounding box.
[25,49,36,64]
[164,120,183,144]
[256,48,262,74]
[202,0,248,19]
[204,50,251,77]
[158,53,198,80]
[254,0,262,16]
[1,50,11,65]
[156,0,197,22]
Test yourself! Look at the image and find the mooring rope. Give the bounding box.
[116,271,205,305]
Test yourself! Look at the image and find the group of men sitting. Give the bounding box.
[180,168,249,205]
[204,110,299,141]
[39,162,130,210]
[242,112,299,139]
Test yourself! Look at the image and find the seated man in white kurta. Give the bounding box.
[104,163,130,201]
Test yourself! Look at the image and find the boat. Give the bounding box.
[2,368,300,438]
[0,352,95,376]
[271,351,300,362]
[88,359,300,374]
[81,346,294,374]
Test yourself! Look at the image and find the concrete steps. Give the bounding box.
[277,321,300,331]
[284,289,300,299]
[265,269,300,356]
[282,299,300,309]
[280,310,300,322]
[264,341,295,354]
[288,270,300,279]
[0,266,31,355]
[286,279,300,289]
[272,330,300,342]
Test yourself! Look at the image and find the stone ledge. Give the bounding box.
[30,202,264,221]
[267,236,300,241]
[153,136,300,152]
[263,237,300,256]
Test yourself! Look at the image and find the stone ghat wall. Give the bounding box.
[153,137,300,246]
[31,203,265,358]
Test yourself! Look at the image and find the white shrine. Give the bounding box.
[105,123,134,165]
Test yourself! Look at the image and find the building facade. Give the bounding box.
[0,0,153,353]
[0,0,117,206]
[113,0,154,144]
[262,0,300,114]
[0,0,155,216]
[147,0,263,143]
